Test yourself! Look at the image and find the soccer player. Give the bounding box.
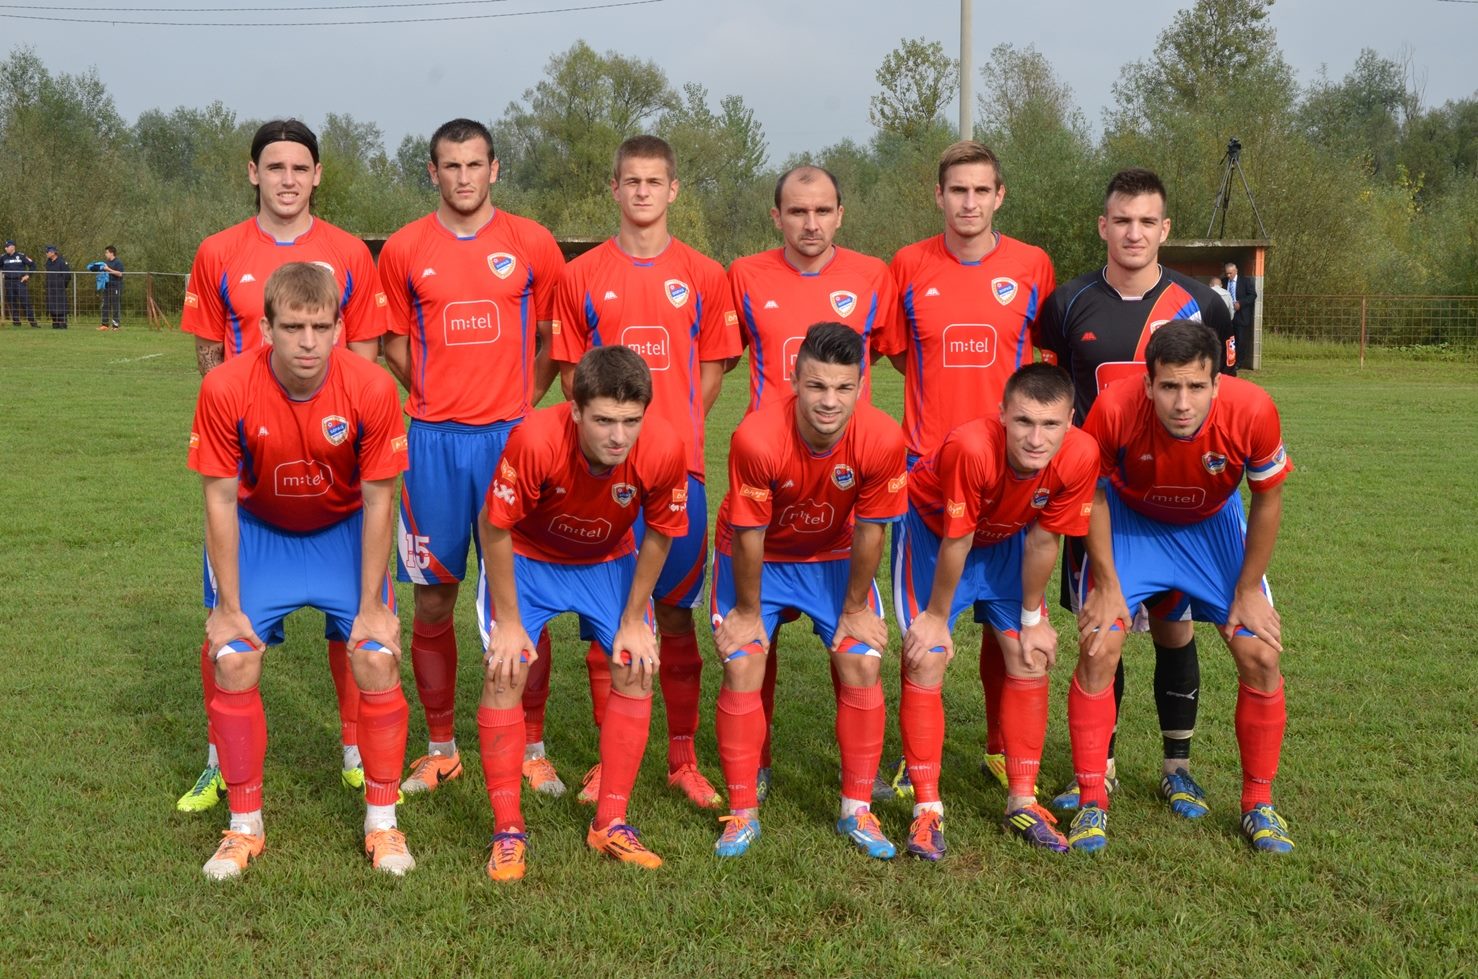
[1069,320,1293,854]
[378,118,565,798]
[189,263,412,880]
[1033,168,1235,818]
[893,364,1096,859]
[710,323,907,859]
[880,140,1056,797]
[476,346,687,880]
[176,119,390,814]
[549,135,738,810]
[726,164,899,801]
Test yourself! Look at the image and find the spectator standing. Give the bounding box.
[2,239,39,327]
[98,245,123,330]
[44,245,70,329]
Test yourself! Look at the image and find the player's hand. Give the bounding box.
[205,607,264,659]
[1077,584,1131,659]
[613,617,659,692]
[485,621,535,693]
[714,607,767,661]
[1223,586,1283,652]
[348,602,402,658]
[834,605,888,658]
[1018,619,1059,672]
[901,610,953,668]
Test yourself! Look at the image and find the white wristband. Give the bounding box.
[1020,604,1043,628]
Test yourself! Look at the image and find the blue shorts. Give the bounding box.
[397,418,519,585]
[709,551,883,661]
[891,502,1025,638]
[203,509,395,646]
[1081,485,1271,629]
[477,551,651,658]
[633,473,707,610]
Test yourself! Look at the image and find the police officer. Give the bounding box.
[44,245,70,329]
[2,240,39,328]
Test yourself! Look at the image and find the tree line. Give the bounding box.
[1,0,1474,296]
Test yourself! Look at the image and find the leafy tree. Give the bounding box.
[1300,49,1419,181]
[869,38,959,142]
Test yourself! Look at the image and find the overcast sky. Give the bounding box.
[5,0,1475,164]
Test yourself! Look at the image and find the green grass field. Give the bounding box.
[2,326,1475,976]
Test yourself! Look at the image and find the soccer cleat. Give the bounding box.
[1068,804,1109,853]
[522,756,567,797]
[576,763,601,805]
[981,752,1040,796]
[868,756,912,801]
[364,827,416,876]
[341,766,365,790]
[587,821,663,869]
[1004,803,1070,853]
[905,810,947,861]
[485,831,529,882]
[1241,804,1295,854]
[1050,761,1119,811]
[177,765,226,813]
[202,830,265,880]
[714,813,761,858]
[668,763,723,809]
[836,808,897,860]
[1160,768,1211,820]
[400,751,462,795]
[755,767,773,806]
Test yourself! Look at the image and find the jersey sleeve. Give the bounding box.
[550,265,590,364]
[727,264,752,352]
[1031,285,1068,367]
[855,411,908,522]
[356,369,409,481]
[876,251,911,357]
[529,226,566,322]
[725,422,776,529]
[1036,435,1097,537]
[376,237,414,337]
[869,261,902,359]
[936,429,996,538]
[1081,391,1124,479]
[637,424,689,541]
[341,243,388,343]
[188,372,242,478]
[1243,389,1292,492]
[181,242,226,342]
[697,259,741,363]
[483,426,543,530]
[1028,251,1057,360]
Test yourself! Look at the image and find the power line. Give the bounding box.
[0,0,662,27]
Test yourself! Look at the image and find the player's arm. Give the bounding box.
[201,475,263,654]
[903,531,972,666]
[886,352,907,374]
[477,512,535,692]
[382,333,411,390]
[834,519,890,655]
[612,529,674,691]
[347,476,401,656]
[1224,483,1284,651]
[715,526,768,658]
[532,319,557,405]
[194,337,225,376]
[1017,523,1063,671]
[700,359,727,414]
[347,338,381,363]
[1078,484,1132,658]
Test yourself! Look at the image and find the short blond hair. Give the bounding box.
[937,140,1003,189]
[263,262,340,323]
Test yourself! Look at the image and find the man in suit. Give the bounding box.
[1223,262,1256,373]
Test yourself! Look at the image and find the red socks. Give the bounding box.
[520,629,553,745]
[658,630,702,770]
[209,685,266,814]
[899,678,944,804]
[358,686,408,807]
[1000,675,1049,798]
[716,687,765,810]
[585,640,611,729]
[594,690,652,828]
[759,646,778,767]
[979,631,1006,755]
[411,616,458,743]
[1068,675,1117,809]
[836,681,885,803]
[1236,678,1286,810]
[478,705,527,832]
[326,640,360,747]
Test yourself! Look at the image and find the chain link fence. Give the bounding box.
[1264,294,1478,363]
[1,270,187,328]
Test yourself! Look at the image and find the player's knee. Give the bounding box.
[1150,616,1194,647]
[413,582,458,622]
[214,648,263,691]
[1075,647,1120,692]
[654,604,693,636]
[832,650,880,687]
[721,652,766,691]
[904,652,946,687]
[350,645,400,692]
[1230,636,1280,680]
[608,667,653,699]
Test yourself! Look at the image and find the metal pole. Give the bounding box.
[1360,295,1368,368]
[959,0,973,139]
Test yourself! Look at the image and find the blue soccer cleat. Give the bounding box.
[1050,759,1119,811]
[714,813,761,858]
[1241,804,1294,854]
[1068,804,1109,853]
[755,767,773,806]
[1004,803,1069,853]
[836,808,896,860]
[1160,768,1210,819]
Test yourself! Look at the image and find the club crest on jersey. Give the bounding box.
[665,279,689,308]
[1202,452,1228,475]
[322,415,350,446]
[831,464,856,491]
[488,253,516,279]
[830,290,857,318]
[1031,488,1051,509]
[992,277,1018,305]
[612,482,637,507]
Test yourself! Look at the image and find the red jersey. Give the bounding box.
[715,396,907,562]
[551,238,740,478]
[885,234,1055,457]
[727,246,899,411]
[1083,374,1292,525]
[378,209,565,425]
[908,419,1098,546]
[483,401,688,564]
[188,346,408,533]
[181,217,387,357]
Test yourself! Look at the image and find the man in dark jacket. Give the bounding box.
[44,245,70,329]
[2,240,39,328]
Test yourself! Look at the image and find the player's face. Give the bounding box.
[262,303,342,388]
[1099,192,1170,275]
[935,162,1005,240]
[772,179,843,259]
[249,141,321,222]
[1144,359,1219,438]
[4,244,14,254]
[611,156,678,229]
[792,357,861,447]
[999,393,1073,474]
[429,137,499,216]
[573,397,646,470]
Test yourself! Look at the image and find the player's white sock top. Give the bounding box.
[364,803,397,833]
[428,739,456,757]
[1005,795,1035,813]
[913,801,945,818]
[342,744,362,770]
[229,810,263,837]
[524,740,547,761]
[206,742,219,768]
[840,796,871,818]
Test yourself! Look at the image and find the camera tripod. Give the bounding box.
[1207,137,1268,239]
